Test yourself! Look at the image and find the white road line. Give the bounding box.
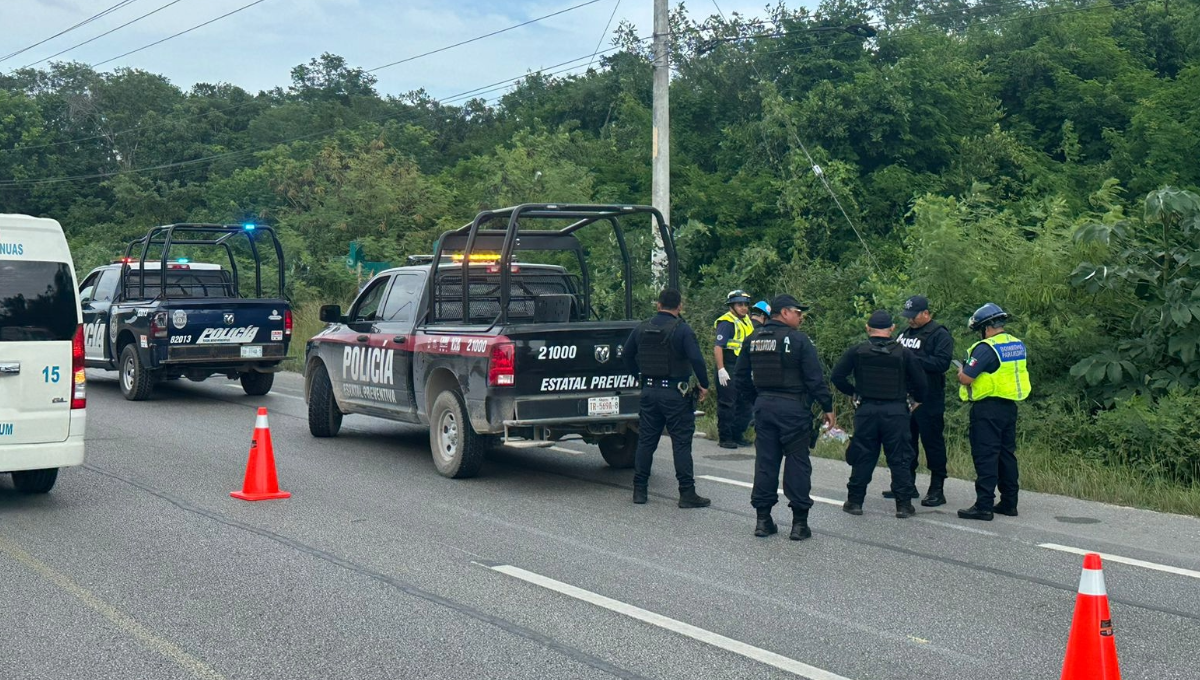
[487,564,853,680]
[919,519,998,536]
[220,384,305,401]
[698,475,842,506]
[548,445,582,456]
[1038,543,1200,580]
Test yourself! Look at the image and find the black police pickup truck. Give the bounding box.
[304,204,681,478]
[78,224,291,400]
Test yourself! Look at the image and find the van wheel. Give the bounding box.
[240,371,274,396]
[599,431,638,469]
[307,364,342,437]
[120,345,154,401]
[12,468,58,494]
[429,390,487,479]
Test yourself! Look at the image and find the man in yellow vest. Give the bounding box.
[956,303,1031,521]
[714,290,755,449]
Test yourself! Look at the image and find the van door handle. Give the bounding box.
[392,336,406,344]
[356,335,370,343]
[0,362,19,375]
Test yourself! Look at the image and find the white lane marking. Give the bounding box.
[220,383,305,401]
[548,445,582,456]
[698,475,842,506]
[1038,543,1200,580]
[487,564,854,680]
[919,519,998,536]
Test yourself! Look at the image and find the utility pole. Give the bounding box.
[651,0,669,286]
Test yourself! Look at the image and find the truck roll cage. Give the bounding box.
[120,223,286,302]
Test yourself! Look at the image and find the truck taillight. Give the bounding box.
[150,311,168,338]
[71,324,86,409]
[284,309,293,336]
[487,342,515,387]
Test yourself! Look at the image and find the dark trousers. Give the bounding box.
[716,377,752,442]
[751,397,812,511]
[633,388,697,490]
[969,398,1019,511]
[909,402,948,480]
[845,401,917,503]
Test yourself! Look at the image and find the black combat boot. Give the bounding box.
[957,505,994,521]
[754,513,778,537]
[633,486,648,504]
[881,490,896,499]
[921,476,947,507]
[842,501,863,516]
[789,509,812,541]
[895,499,916,519]
[678,487,711,508]
[994,503,1018,517]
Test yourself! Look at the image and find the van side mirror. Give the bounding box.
[319,304,342,323]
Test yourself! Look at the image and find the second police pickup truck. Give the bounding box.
[78,224,292,400]
[304,204,681,478]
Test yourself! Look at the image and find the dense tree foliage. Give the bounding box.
[3,0,1199,483]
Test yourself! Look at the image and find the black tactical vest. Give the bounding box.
[853,340,907,401]
[897,321,942,356]
[748,326,804,392]
[635,316,687,378]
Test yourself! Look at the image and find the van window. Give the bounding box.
[0,261,77,342]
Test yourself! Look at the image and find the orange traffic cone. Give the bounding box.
[231,407,291,501]
[1061,553,1121,680]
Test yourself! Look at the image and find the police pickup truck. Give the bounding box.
[78,223,291,400]
[304,204,680,478]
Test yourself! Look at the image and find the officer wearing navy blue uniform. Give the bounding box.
[622,289,712,508]
[831,311,928,518]
[734,295,835,540]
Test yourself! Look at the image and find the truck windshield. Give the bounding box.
[0,261,77,342]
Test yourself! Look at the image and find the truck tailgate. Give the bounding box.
[162,299,289,362]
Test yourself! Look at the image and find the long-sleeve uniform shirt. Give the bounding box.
[830,336,929,404]
[897,322,954,407]
[622,311,710,389]
[732,321,834,413]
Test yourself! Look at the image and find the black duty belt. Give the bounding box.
[643,378,691,392]
[757,390,804,402]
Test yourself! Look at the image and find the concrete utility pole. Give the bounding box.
[651,0,670,285]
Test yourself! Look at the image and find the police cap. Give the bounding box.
[900,295,929,319]
[868,310,894,329]
[770,294,809,313]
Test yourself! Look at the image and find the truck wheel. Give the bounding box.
[308,364,342,437]
[119,344,154,401]
[599,431,638,469]
[240,371,275,396]
[11,468,58,494]
[429,390,487,479]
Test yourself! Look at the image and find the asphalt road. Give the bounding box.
[2,370,1198,679]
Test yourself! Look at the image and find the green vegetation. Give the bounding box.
[3,0,1199,512]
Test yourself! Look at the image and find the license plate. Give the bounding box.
[588,396,620,416]
[240,345,263,358]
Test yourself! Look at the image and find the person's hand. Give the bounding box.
[698,387,709,402]
[823,412,837,430]
[717,368,730,386]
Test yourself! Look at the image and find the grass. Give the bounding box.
[283,302,327,373]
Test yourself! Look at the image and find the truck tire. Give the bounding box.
[429,390,487,479]
[599,431,638,469]
[11,468,58,494]
[307,364,342,437]
[240,371,275,396]
[119,344,154,401]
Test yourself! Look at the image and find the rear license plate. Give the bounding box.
[587,396,620,416]
[240,345,263,358]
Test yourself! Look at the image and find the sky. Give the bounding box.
[0,0,787,101]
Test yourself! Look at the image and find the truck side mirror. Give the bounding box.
[319,304,342,323]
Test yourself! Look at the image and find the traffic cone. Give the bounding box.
[1061,553,1121,680]
[231,407,291,501]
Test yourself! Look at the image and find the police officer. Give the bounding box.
[749,301,771,329]
[714,289,755,449]
[831,311,928,518]
[886,295,956,507]
[734,295,836,540]
[623,288,712,509]
[956,303,1031,521]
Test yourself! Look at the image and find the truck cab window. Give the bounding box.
[351,276,390,324]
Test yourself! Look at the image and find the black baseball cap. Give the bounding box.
[770,294,810,313]
[900,295,929,319]
[868,310,894,329]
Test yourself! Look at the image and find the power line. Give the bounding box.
[17,0,189,70]
[92,0,273,67]
[0,0,140,64]
[587,0,623,71]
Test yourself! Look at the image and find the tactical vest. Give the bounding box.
[636,316,688,378]
[897,321,943,356]
[853,340,907,401]
[714,311,753,355]
[748,325,804,392]
[959,333,1032,402]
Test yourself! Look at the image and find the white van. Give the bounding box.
[0,214,86,493]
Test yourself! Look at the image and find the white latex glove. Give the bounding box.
[717,368,730,386]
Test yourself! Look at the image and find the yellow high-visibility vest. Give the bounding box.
[714,311,754,355]
[959,333,1031,402]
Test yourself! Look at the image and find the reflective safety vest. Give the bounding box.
[714,311,754,356]
[959,333,1031,402]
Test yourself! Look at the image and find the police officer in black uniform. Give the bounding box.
[831,311,928,518]
[734,295,835,540]
[622,289,712,508]
[888,295,955,507]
